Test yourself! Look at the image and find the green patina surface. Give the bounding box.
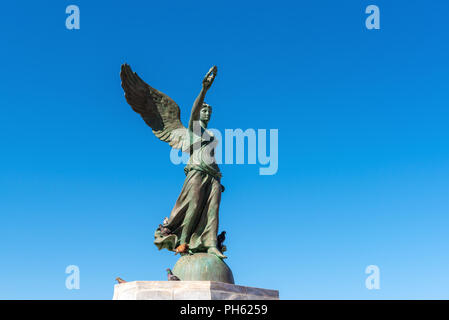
[121,64,227,260]
[172,253,234,284]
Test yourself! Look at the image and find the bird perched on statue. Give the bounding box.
[217,231,226,252]
[163,217,169,225]
[174,243,189,255]
[166,268,180,281]
[115,277,127,284]
[158,224,171,236]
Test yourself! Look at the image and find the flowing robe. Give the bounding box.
[154,126,222,252]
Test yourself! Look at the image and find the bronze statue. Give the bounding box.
[120,64,227,260]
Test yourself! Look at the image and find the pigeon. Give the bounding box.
[217,231,226,252]
[115,277,127,284]
[166,268,180,281]
[174,243,189,255]
[158,224,171,236]
[163,217,169,226]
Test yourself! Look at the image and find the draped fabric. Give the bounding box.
[154,124,223,252]
[154,169,222,252]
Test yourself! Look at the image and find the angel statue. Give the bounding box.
[120,64,227,260]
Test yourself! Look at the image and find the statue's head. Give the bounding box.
[200,103,212,122]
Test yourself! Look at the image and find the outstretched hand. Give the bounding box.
[202,66,217,91]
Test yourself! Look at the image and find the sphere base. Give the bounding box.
[172,253,234,284]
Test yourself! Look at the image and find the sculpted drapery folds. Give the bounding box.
[120,65,226,259]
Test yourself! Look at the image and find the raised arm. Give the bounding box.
[188,66,217,130]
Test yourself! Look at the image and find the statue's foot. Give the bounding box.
[207,247,227,259]
[175,243,189,255]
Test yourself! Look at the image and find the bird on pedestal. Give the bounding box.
[166,268,180,281]
[115,277,127,284]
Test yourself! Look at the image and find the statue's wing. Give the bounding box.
[120,64,189,151]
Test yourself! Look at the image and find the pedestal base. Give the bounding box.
[113,281,279,300]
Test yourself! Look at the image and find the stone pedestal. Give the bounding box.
[113,281,279,300]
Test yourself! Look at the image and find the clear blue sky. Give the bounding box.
[1,0,448,299]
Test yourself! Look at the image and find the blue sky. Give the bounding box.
[0,0,448,299]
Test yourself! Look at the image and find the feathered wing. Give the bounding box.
[120,64,189,151]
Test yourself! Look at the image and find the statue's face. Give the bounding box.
[200,106,212,122]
